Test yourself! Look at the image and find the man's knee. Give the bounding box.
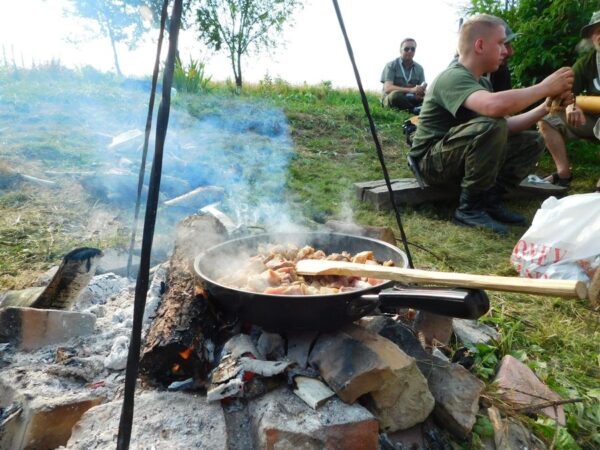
[538,118,556,136]
[459,116,507,142]
[538,115,567,141]
[478,117,508,139]
[460,117,508,155]
[383,91,412,111]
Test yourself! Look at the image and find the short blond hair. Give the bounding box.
[458,14,505,56]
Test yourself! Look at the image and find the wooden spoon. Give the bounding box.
[296,260,588,300]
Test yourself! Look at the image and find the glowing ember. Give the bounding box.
[179,348,193,360]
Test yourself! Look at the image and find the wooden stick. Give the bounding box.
[513,397,584,414]
[575,95,600,114]
[295,260,588,300]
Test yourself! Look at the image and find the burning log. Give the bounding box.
[139,214,228,386]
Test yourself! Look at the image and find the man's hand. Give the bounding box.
[566,104,586,127]
[540,67,575,98]
[412,84,426,99]
[545,91,575,115]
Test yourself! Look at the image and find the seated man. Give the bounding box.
[409,14,574,234]
[380,38,426,112]
[489,23,519,92]
[538,10,600,188]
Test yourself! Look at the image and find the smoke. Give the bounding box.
[0,66,301,258]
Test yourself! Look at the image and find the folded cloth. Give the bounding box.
[526,174,552,184]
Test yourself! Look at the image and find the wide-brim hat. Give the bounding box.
[581,10,600,38]
[502,21,519,43]
[505,25,519,43]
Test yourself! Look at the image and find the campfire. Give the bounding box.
[0,212,566,449]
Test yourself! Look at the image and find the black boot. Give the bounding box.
[485,186,526,225]
[453,190,508,235]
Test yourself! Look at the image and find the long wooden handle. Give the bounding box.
[295,260,588,299]
[575,95,600,114]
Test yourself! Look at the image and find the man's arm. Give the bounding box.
[506,102,548,134]
[383,80,424,96]
[463,67,574,117]
[383,80,416,95]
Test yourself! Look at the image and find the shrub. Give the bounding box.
[173,56,211,94]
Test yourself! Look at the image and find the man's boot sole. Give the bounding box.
[452,216,508,235]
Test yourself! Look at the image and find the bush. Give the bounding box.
[173,56,211,94]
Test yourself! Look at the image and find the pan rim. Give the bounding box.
[193,231,409,298]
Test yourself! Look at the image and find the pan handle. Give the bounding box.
[368,286,490,319]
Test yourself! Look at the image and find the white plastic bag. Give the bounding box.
[511,193,600,283]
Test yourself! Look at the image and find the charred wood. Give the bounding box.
[139,214,228,386]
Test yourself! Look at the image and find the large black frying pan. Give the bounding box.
[193,232,489,332]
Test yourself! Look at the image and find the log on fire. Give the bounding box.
[139,214,228,386]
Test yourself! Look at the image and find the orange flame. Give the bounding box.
[179,348,192,360]
[172,363,181,373]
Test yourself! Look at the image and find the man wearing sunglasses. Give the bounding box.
[380,38,427,112]
[409,14,574,234]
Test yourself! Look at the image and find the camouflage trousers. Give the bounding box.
[382,91,422,111]
[417,116,544,193]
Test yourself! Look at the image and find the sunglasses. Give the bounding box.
[403,47,416,52]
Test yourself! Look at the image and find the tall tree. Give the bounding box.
[67,0,155,77]
[194,0,302,88]
[466,0,599,86]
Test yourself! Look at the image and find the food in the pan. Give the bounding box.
[216,243,394,295]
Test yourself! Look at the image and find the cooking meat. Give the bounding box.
[217,243,394,295]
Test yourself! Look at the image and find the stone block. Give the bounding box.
[20,398,103,450]
[413,311,453,346]
[310,324,428,403]
[310,324,434,432]
[493,355,565,425]
[0,307,95,351]
[0,378,103,450]
[453,318,500,345]
[249,386,378,450]
[65,391,227,449]
[360,316,485,439]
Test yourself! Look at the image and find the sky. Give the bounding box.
[0,0,469,92]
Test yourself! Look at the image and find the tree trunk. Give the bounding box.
[235,49,243,88]
[107,25,123,78]
[139,214,229,386]
[99,6,123,78]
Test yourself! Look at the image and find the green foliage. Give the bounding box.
[465,342,500,381]
[194,0,303,87]
[466,0,599,86]
[533,417,583,450]
[173,55,212,93]
[473,415,495,438]
[67,0,156,76]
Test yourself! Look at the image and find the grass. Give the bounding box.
[0,65,598,449]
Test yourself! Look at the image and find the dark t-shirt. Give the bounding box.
[410,62,491,158]
[489,64,512,92]
[573,50,600,96]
